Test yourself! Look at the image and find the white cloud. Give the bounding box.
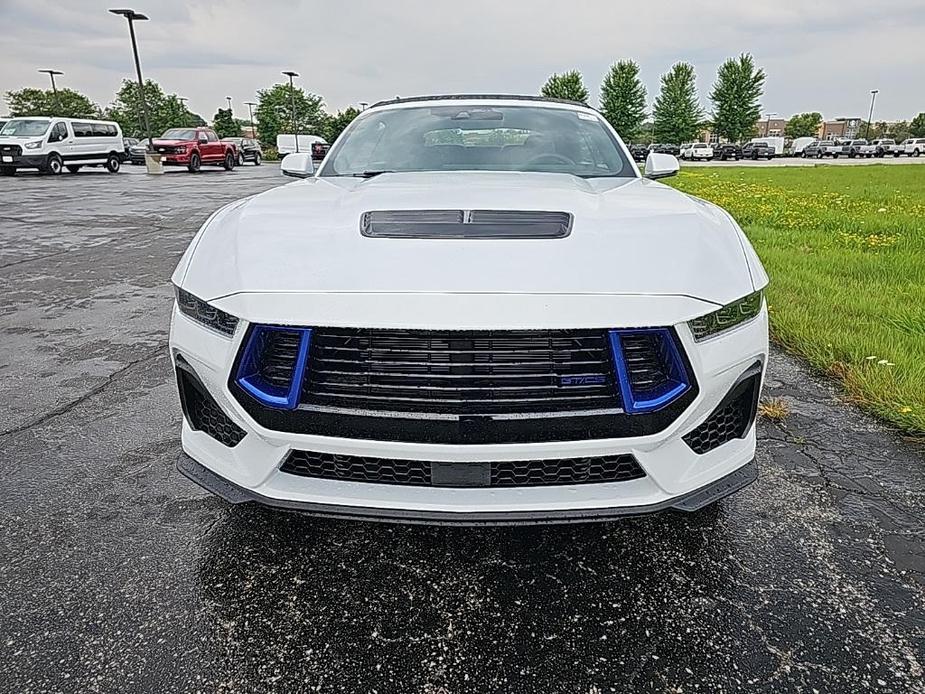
[1,0,922,123]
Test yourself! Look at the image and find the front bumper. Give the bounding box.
[170,301,768,523]
[0,153,46,168]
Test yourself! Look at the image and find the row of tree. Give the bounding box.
[540,58,925,143]
[3,80,360,146]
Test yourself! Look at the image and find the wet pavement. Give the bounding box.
[1,165,923,693]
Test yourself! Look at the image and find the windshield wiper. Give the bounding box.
[351,170,394,178]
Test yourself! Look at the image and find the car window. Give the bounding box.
[322,104,636,178]
[206,130,219,142]
[0,119,52,136]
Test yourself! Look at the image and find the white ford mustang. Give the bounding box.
[170,95,769,524]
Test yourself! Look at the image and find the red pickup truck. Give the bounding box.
[151,127,236,172]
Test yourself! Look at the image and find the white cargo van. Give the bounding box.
[0,117,124,176]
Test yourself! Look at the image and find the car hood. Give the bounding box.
[177,171,759,306]
[152,139,193,147]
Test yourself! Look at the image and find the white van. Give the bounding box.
[0,116,124,176]
[789,137,816,156]
[276,133,326,158]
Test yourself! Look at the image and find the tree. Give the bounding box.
[652,62,703,144]
[709,54,765,143]
[320,106,360,143]
[254,83,324,147]
[106,79,201,138]
[599,60,647,141]
[6,87,99,118]
[540,71,589,104]
[212,108,238,138]
[785,112,823,139]
[910,113,925,137]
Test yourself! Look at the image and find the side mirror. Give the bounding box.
[280,152,314,178]
[644,152,680,180]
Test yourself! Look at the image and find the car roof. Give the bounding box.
[370,94,589,109]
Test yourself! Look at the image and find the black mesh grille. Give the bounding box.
[0,144,22,157]
[250,329,303,389]
[300,328,620,415]
[177,363,245,447]
[683,372,759,454]
[620,332,673,393]
[280,451,644,488]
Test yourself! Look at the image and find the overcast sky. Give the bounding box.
[1,0,923,124]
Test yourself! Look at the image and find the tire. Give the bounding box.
[915,149,921,158]
[66,165,82,174]
[105,153,121,173]
[45,153,63,175]
[0,167,15,177]
[188,152,201,173]
[253,152,262,166]
[817,151,823,159]
[237,152,246,167]
[223,151,235,170]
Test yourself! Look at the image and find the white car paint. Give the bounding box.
[0,116,124,174]
[170,96,769,523]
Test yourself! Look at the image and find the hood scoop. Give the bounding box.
[360,210,573,239]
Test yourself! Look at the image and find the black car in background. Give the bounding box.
[714,143,742,161]
[221,137,263,166]
[122,137,138,162]
[629,144,648,162]
[741,142,774,160]
[655,143,680,156]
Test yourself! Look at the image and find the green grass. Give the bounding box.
[667,165,925,435]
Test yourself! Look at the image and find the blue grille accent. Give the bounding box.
[235,326,312,410]
[608,329,690,414]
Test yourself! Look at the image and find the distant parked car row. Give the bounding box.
[799,137,924,158]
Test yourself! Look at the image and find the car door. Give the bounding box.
[205,130,223,162]
[47,121,72,159]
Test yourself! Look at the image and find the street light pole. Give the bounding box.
[109,9,152,149]
[282,70,300,153]
[226,96,232,111]
[244,101,257,138]
[359,101,368,112]
[38,69,64,111]
[866,90,879,139]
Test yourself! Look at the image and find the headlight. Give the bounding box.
[688,291,763,341]
[24,141,42,149]
[175,286,238,337]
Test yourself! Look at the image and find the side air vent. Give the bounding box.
[360,210,573,239]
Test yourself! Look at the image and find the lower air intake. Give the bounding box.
[683,366,761,454]
[176,357,246,447]
[280,451,645,488]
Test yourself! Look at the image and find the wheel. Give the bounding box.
[188,152,201,173]
[237,152,246,167]
[0,167,15,176]
[105,153,121,173]
[45,153,63,175]
[66,165,82,173]
[817,151,823,159]
[253,152,262,166]
[915,149,921,157]
[223,151,235,170]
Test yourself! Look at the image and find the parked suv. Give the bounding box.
[629,144,648,162]
[902,138,925,157]
[741,142,774,160]
[222,137,263,166]
[714,143,741,161]
[803,140,835,158]
[152,127,237,172]
[0,116,124,176]
[863,139,899,157]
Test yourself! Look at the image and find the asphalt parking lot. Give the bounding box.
[1,165,923,693]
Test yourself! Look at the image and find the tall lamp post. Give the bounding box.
[38,69,64,111]
[244,101,257,138]
[866,90,879,139]
[282,70,300,152]
[359,101,368,112]
[177,96,188,127]
[109,9,153,152]
[225,96,232,111]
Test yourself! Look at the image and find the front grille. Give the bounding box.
[248,328,303,389]
[683,368,761,454]
[176,359,246,447]
[0,144,22,156]
[301,328,620,416]
[620,332,673,392]
[280,450,644,487]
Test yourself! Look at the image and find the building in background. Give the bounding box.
[819,118,862,139]
[755,117,787,138]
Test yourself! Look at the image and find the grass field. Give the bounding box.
[668,165,925,435]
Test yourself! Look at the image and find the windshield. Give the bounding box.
[320,104,635,178]
[160,128,197,141]
[0,119,51,137]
